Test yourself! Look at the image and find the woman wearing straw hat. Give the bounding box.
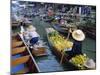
[67,29,85,58]
[26,25,40,47]
[72,29,85,55]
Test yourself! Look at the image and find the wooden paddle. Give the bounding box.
[60,28,71,64]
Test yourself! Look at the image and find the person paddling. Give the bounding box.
[67,29,85,59]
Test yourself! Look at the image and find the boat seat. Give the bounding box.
[12,55,30,67]
[12,46,26,55]
[12,41,23,48]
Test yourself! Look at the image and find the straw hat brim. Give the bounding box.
[72,30,85,41]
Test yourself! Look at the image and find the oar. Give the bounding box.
[60,49,66,64]
[60,28,71,64]
[66,28,71,40]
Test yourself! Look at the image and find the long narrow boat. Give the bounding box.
[52,24,68,34]
[45,28,95,70]
[11,33,40,74]
[52,24,77,34]
[46,28,76,65]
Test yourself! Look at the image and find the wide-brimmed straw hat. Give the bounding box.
[72,29,85,41]
[84,59,95,69]
[27,25,36,31]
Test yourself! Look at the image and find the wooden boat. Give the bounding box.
[52,24,77,34]
[11,33,40,74]
[52,24,68,34]
[45,28,94,70]
[46,28,68,60]
[45,28,78,67]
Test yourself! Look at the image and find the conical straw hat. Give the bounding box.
[72,29,85,41]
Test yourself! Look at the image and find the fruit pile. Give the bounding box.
[48,31,73,52]
[69,54,88,69]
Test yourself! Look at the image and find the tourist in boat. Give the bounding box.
[26,25,40,48]
[67,29,85,59]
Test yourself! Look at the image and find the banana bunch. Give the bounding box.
[48,31,73,51]
[70,54,88,69]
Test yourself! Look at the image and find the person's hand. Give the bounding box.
[69,28,72,33]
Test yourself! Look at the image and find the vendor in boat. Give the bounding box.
[26,25,40,48]
[67,29,85,58]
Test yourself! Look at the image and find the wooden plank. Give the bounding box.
[12,46,26,55]
[12,39,18,42]
[12,33,22,42]
[12,41,23,48]
[12,55,30,67]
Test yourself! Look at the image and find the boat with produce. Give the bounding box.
[46,28,95,70]
[46,28,76,66]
